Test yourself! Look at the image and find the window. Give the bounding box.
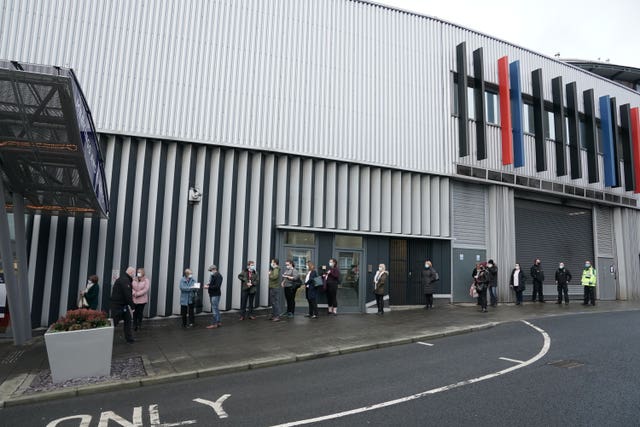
[544,111,555,140]
[335,234,363,249]
[579,120,587,149]
[284,232,315,246]
[485,91,499,124]
[522,104,535,134]
[451,81,476,120]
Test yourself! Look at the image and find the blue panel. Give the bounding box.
[509,61,524,168]
[599,95,617,187]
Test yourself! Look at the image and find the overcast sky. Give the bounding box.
[380,0,640,69]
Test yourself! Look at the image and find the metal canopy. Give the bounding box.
[0,60,108,217]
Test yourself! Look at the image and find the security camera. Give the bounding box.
[188,187,202,203]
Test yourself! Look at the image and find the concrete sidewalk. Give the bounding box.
[1,300,639,407]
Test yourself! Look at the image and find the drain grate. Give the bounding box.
[1,350,25,364]
[547,359,584,369]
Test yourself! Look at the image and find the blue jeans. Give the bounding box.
[489,287,497,305]
[210,295,221,324]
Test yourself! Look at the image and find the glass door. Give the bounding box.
[285,247,314,312]
[336,250,362,312]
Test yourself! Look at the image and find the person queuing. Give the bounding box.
[268,259,282,322]
[304,261,319,319]
[487,260,498,307]
[205,265,223,329]
[581,260,597,306]
[110,267,136,343]
[179,269,197,328]
[80,275,100,310]
[131,268,150,331]
[323,258,340,316]
[530,258,545,302]
[555,262,572,305]
[281,260,299,318]
[421,260,438,309]
[474,262,490,313]
[509,263,526,306]
[373,263,388,315]
[238,261,259,320]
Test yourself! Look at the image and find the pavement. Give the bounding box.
[1,299,639,408]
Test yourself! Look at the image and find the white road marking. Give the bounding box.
[499,357,524,364]
[416,342,434,346]
[194,394,231,419]
[272,319,551,427]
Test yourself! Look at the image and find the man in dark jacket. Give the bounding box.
[487,260,498,307]
[110,266,136,343]
[530,259,545,302]
[205,265,223,328]
[555,262,572,305]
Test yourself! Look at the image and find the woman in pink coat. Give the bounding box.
[132,268,150,331]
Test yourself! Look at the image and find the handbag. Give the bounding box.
[469,283,478,298]
[77,294,89,309]
[313,276,324,287]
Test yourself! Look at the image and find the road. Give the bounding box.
[2,310,639,426]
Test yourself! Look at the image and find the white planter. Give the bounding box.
[44,319,114,383]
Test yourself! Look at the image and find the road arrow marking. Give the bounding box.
[194,394,231,419]
[499,357,524,364]
[416,342,434,346]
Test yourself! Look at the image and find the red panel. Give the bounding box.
[498,56,513,165]
[631,107,640,193]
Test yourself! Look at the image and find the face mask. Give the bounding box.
[87,280,92,285]
[585,264,591,268]
[329,262,334,267]
[379,266,384,271]
[559,264,564,269]
[488,263,493,268]
[249,265,256,271]
[271,263,276,268]
[187,274,192,279]
[515,266,520,270]
[424,264,430,269]
[137,272,142,278]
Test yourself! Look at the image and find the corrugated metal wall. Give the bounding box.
[613,208,640,300]
[24,134,450,327]
[3,0,639,180]
[451,181,486,246]
[486,185,516,302]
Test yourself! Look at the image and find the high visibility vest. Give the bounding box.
[581,267,597,287]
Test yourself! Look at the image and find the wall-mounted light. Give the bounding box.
[188,187,202,204]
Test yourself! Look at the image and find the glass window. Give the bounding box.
[335,234,363,248]
[544,111,555,140]
[485,91,499,124]
[467,86,475,120]
[579,120,587,149]
[597,124,603,154]
[284,232,315,246]
[522,104,535,134]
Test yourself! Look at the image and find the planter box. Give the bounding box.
[44,319,114,383]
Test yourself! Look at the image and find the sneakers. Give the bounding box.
[206,324,218,329]
[249,316,256,320]
[311,315,318,319]
[272,317,281,322]
[239,316,245,320]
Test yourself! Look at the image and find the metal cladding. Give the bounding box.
[0,61,108,217]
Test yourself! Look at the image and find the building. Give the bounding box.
[1,0,640,328]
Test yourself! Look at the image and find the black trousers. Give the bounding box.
[111,306,134,342]
[240,291,256,316]
[181,303,195,326]
[133,303,146,328]
[326,282,338,308]
[478,288,488,309]
[557,283,569,303]
[532,281,544,301]
[583,286,596,305]
[284,287,297,314]
[424,293,434,308]
[375,294,385,313]
[307,298,318,316]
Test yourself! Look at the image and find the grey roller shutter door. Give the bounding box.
[514,199,594,297]
[595,206,613,256]
[452,181,486,246]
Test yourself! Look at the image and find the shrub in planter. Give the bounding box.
[50,308,110,332]
[45,309,114,383]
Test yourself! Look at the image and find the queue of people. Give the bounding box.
[85,255,598,344]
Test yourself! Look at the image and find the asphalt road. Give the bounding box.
[2,310,639,426]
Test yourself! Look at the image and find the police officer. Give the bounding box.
[555,262,572,305]
[581,260,597,306]
[530,259,545,302]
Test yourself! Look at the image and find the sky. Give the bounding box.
[380,0,640,69]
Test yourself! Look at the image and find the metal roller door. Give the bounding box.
[514,199,594,299]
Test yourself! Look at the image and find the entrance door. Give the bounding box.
[452,248,486,302]
[597,257,616,300]
[336,250,362,312]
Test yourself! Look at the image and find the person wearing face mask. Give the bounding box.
[323,258,340,316]
[131,268,150,331]
[238,261,259,320]
[281,259,299,318]
[555,262,572,305]
[530,258,545,303]
[474,262,490,313]
[179,268,197,328]
[421,260,438,309]
[205,265,223,328]
[110,267,136,343]
[509,263,526,306]
[268,259,282,322]
[373,263,388,315]
[79,275,100,310]
[581,261,597,306]
[304,261,319,319]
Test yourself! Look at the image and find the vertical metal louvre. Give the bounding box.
[451,181,486,246]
